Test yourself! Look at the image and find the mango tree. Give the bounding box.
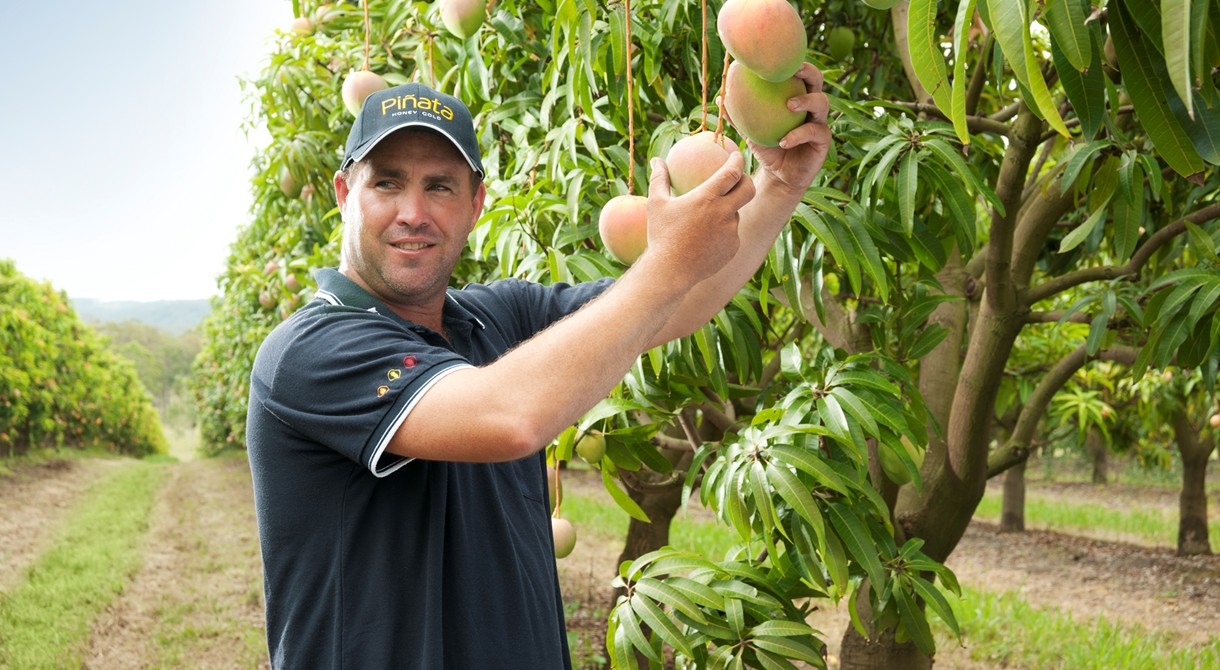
[193,1,1220,668]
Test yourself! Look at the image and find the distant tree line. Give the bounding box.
[0,259,166,458]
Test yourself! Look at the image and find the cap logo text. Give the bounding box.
[380,94,455,121]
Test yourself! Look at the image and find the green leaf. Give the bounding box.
[751,636,826,667]
[616,598,661,663]
[1163,0,1194,119]
[1052,18,1106,140]
[634,578,707,625]
[829,387,880,437]
[1044,0,1092,70]
[770,444,853,496]
[895,582,936,655]
[663,575,725,611]
[907,0,953,114]
[1109,2,1206,177]
[602,465,651,522]
[766,461,827,542]
[631,593,697,658]
[950,0,978,144]
[749,620,818,638]
[984,0,1071,136]
[826,502,886,590]
[897,149,919,236]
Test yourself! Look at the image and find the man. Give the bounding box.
[247,69,830,668]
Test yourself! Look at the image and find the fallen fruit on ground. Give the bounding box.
[598,194,649,265]
[552,517,577,558]
[717,0,807,82]
[341,70,388,116]
[439,0,485,39]
[722,61,806,147]
[665,131,739,196]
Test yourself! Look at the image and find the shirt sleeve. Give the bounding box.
[251,308,473,477]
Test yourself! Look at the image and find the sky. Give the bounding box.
[1,1,295,302]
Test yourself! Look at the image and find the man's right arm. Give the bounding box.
[387,152,754,463]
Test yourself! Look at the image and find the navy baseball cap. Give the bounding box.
[341,82,485,179]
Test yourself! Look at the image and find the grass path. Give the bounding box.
[83,453,267,669]
[0,453,267,669]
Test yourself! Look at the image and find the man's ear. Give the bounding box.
[472,180,487,222]
[334,170,350,211]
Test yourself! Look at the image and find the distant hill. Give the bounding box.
[72,298,211,335]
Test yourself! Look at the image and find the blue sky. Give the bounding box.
[1,1,292,301]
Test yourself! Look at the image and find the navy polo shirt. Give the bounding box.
[247,268,611,669]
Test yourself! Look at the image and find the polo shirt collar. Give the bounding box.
[312,268,485,335]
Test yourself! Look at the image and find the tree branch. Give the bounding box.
[1026,202,1220,305]
[987,343,1139,477]
[894,102,1013,136]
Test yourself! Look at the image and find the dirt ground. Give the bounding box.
[1,457,1217,669]
[555,469,1220,669]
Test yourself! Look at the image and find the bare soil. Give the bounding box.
[2,458,1216,669]
[555,469,1220,669]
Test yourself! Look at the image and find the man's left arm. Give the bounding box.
[648,62,832,347]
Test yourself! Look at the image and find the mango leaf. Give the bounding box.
[1162,0,1194,119]
[907,0,953,114]
[602,465,651,521]
[750,636,826,668]
[613,598,660,664]
[950,0,977,144]
[631,592,697,658]
[984,0,1071,136]
[766,460,828,543]
[1052,24,1106,140]
[1110,2,1206,177]
[895,580,936,655]
[634,578,708,625]
[1043,0,1091,71]
[1185,221,1220,264]
[897,149,919,236]
[826,502,886,591]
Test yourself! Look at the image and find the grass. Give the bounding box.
[560,474,1219,670]
[973,491,1220,547]
[0,458,167,668]
[943,586,1220,670]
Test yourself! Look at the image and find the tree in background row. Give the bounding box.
[193,1,1218,667]
[0,259,167,458]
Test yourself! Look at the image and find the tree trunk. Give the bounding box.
[611,471,685,602]
[1000,458,1026,532]
[839,587,932,670]
[1172,410,1214,556]
[1084,428,1108,484]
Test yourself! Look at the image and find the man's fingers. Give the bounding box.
[701,150,748,198]
[647,157,672,198]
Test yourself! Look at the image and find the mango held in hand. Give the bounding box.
[723,61,806,147]
[717,0,807,82]
[598,194,649,265]
[665,131,739,196]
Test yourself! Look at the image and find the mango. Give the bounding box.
[341,70,388,116]
[722,61,805,147]
[665,131,739,196]
[717,0,807,82]
[439,0,485,39]
[598,194,649,265]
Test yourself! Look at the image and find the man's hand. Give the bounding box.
[745,62,832,197]
[636,150,756,288]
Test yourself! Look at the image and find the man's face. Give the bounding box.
[335,129,485,311]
